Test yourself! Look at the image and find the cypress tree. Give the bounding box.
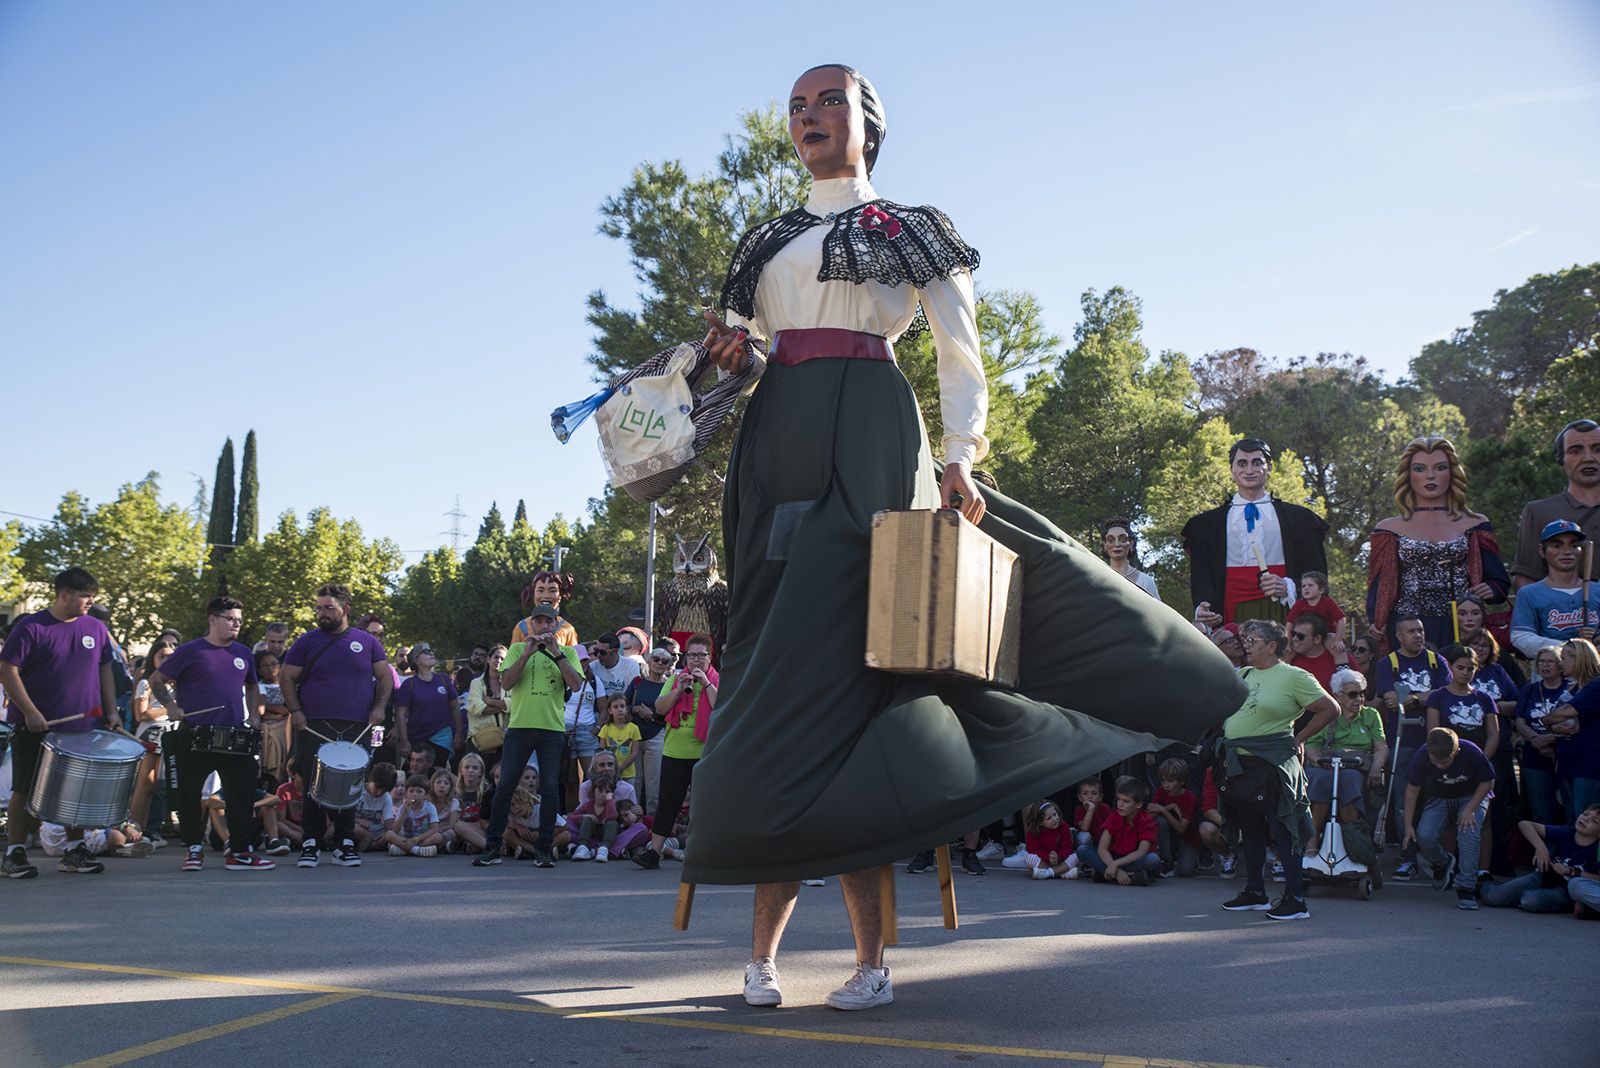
[513,499,529,526]
[236,430,259,545]
[207,437,236,566]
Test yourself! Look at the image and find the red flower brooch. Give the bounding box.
[857,204,902,239]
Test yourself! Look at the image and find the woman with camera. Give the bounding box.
[633,634,715,870]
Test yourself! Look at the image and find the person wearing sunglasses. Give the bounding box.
[1512,418,1600,591]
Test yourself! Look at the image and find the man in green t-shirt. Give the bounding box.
[474,603,584,868]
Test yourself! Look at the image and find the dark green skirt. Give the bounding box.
[681,357,1246,885]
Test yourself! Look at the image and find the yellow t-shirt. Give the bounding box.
[598,722,642,776]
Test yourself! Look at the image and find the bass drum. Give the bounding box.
[28,730,146,827]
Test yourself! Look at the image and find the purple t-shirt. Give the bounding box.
[397,674,459,739]
[157,638,257,727]
[1515,680,1570,773]
[0,609,111,732]
[1424,687,1498,749]
[1377,650,1451,748]
[1558,678,1600,781]
[283,626,387,723]
[1406,738,1495,799]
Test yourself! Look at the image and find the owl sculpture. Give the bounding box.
[658,533,729,656]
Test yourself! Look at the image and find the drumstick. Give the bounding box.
[43,712,91,727]
[303,726,336,744]
[353,724,373,746]
[165,705,225,721]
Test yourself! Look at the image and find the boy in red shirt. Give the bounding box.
[1149,758,1201,878]
[1074,776,1161,886]
[1072,778,1112,851]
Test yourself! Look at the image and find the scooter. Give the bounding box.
[1301,752,1377,900]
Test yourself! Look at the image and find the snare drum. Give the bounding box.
[28,730,146,827]
[191,724,261,757]
[310,741,370,810]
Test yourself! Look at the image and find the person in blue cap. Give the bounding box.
[1511,520,1599,657]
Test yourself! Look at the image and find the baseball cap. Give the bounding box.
[1540,519,1588,543]
[528,602,559,619]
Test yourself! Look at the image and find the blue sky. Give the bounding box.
[2,2,1596,563]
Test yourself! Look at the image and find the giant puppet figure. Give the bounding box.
[1182,437,1329,629]
[663,61,1247,1013]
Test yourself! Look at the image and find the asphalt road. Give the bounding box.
[0,849,1594,1067]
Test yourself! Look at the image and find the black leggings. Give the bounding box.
[652,755,697,839]
[166,728,258,850]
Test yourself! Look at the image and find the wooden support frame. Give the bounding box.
[879,863,899,945]
[935,844,959,929]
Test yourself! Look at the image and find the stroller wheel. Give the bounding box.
[1356,875,1372,901]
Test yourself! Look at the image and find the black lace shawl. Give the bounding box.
[717,200,981,323]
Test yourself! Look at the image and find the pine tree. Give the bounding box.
[206,437,236,567]
[235,430,259,546]
[513,499,529,527]
[478,502,504,541]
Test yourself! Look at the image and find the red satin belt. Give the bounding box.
[771,328,894,366]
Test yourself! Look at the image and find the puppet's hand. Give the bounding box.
[940,463,986,525]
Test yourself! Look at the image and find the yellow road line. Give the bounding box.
[2,955,1259,1068]
[64,993,356,1067]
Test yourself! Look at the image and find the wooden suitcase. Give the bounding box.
[865,508,1022,688]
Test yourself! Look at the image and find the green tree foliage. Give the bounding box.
[223,508,400,645]
[580,105,809,588]
[0,520,29,605]
[1411,263,1600,436]
[235,430,259,546]
[391,546,463,651]
[896,288,1056,476]
[20,475,207,648]
[1012,287,1194,541]
[206,437,236,567]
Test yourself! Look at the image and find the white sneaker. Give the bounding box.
[1031,865,1056,880]
[975,841,1004,862]
[801,878,826,886]
[1064,866,1081,879]
[595,846,609,863]
[413,845,437,857]
[573,844,593,861]
[389,844,405,857]
[743,958,783,1007]
[825,963,893,1011]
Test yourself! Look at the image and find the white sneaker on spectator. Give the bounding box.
[802,878,826,886]
[1064,866,1081,879]
[595,846,609,863]
[744,958,782,1007]
[826,963,893,1011]
[573,844,593,861]
[975,841,1004,862]
[1031,865,1056,880]
[389,844,405,857]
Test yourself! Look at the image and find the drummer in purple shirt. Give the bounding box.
[0,567,118,879]
[149,596,268,872]
[279,582,393,869]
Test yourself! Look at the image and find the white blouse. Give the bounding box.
[725,176,989,468]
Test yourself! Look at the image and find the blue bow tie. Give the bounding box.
[1243,501,1260,533]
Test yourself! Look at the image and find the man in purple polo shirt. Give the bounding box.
[280,582,392,869]
[150,595,269,873]
[0,567,118,879]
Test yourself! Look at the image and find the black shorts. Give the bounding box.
[7,729,45,801]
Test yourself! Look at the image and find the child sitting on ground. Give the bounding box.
[1072,778,1112,851]
[614,803,650,860]
[274,771,305,846]
[1149,758,1201,878]
[1287,570,1345,636]
[453,753,489,855]
[597,695,642,789]
[566,772,620,862]
[1075,775,1162,886]
[504,786,541,858]
[353,762,399,852]
[383,774,444,857]
[428,768,460,852]
[1481,803,1600,914]
[1003,800,1078,879]
[1197,766,1235,876]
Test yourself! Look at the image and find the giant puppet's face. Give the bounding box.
[673,534,716,576]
